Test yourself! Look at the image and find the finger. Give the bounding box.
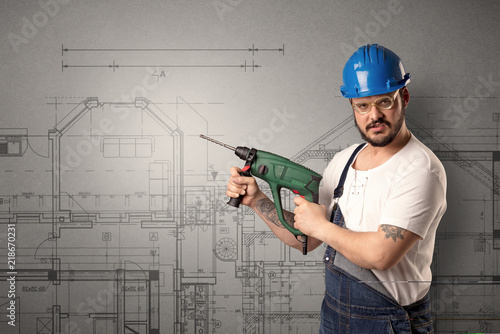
[293,206,300,215]
[293,196,308,206]
[227,182,246,195]
[226,189,243,198]
[230,166,242,177]
[230,176,248,188]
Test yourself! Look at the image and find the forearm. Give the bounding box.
[313,223,418,271]
[320,224,386,269]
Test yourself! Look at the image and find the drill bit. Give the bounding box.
[199,134,236,151]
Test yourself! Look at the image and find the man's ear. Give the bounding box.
[401,87,410,108]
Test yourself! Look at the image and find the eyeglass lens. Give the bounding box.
[353,90,399,114]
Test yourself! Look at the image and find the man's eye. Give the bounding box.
[356,103,369,109]
[378,99,392,107]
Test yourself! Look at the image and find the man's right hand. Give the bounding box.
[226,166,265,208]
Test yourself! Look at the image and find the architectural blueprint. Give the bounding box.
[0,1,499,333]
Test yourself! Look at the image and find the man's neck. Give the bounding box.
[354,124,411,170]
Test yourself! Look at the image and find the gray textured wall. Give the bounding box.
[0,0,499,333]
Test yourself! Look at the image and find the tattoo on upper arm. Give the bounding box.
[256,198,295,229]
[380,224,406,242]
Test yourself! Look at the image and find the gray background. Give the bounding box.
[0,0,499,333]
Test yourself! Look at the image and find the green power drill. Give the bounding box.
[200,135,323,255]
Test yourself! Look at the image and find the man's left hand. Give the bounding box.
[293,197,329,239]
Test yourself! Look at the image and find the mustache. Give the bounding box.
[365,118,390,131]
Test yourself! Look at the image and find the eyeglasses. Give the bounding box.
[352,90,400,115]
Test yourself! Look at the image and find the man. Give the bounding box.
[227,44,446,333]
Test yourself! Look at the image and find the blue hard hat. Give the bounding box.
[340,44,411,98]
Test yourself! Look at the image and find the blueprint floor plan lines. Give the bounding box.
[0,96,182,333]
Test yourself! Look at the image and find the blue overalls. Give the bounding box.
[319,144,434,334]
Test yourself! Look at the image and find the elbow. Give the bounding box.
[369,251,399,271]
[306,237,323,252]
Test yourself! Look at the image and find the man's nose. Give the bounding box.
[367,104,384,119]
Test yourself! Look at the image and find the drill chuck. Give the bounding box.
[234,146,250,160]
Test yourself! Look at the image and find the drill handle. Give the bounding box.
[227,148,257,207]
[227,165,252,208]
[269,185,305,237]
[270,185,308,255]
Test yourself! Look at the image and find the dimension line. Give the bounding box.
[61,60,261,72]
[62,44,285,56]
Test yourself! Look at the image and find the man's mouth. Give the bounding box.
[367,121,389,132]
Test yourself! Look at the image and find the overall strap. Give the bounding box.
[333,143,366,199]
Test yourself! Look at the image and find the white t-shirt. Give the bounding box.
[319,134,447,306]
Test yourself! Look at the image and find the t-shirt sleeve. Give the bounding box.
[380,167,446,239]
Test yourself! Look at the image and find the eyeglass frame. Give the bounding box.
[351,89,400,115]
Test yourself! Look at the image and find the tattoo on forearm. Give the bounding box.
[380,224,406,242]
[256,198,295,229]
[283,211,296,228]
